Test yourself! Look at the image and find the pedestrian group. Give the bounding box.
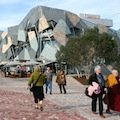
[28,65,120,119]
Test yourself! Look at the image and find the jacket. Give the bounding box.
[89,73,105,93]
[28,71,45,87]
[89,73,105,85]
[56,74,66,85]
[106,74,118,88]
[44,71,53,80]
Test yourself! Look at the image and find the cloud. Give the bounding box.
[0,0,120,30]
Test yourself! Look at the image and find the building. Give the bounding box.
[0,6,119,66]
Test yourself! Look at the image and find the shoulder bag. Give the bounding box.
[30,74,41,92]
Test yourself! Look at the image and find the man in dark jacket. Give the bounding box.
[89,65,105,118]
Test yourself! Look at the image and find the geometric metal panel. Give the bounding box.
[18,30,26,42]
[80,13,100,19]
[14,55,19,61]
[23,48,31,60]
[1,32,8,39]
[14,48,30,60]
[40,44,57,62]
[66,12,80,27]
[82,18,113,27]
[53,19,71,35]
[98,24,108,34]
[6,48,13,59]
[53,29,68,46]
[28,31,38,52]
[26,47,36,59]
[38,16,49,32]
[53,19,70,46]
[2,36,12,53]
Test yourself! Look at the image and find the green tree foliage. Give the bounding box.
[96,33,118,64]
[56,37,82,65]
[56,28,118,66]
[114,55,120,72]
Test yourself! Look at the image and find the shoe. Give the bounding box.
[40,106,43,111]
[92,111,97,114]
[106,110,112,114]
[50,92,52,95]
[100,115,105,118]
[35,106,39,109]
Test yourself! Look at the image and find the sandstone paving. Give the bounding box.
[46,76,120,120]
[0,76,84,120]
[0,74,120,120]
[0,88,85,120]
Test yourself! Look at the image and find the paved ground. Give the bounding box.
[0,73,120,120]
[0,88,83,120]
[48,76,120,120]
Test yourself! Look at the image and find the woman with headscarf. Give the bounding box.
[28,65,46,111]
[106,69,120,113]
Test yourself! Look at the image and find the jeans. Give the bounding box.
[45,80,52,94]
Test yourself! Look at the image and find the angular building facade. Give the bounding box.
[0,6,119,65]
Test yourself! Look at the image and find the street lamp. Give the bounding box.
[61,62,67,74]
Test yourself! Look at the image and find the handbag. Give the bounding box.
[103,93,108,104]
[84,87,93,98]
[85,87,89,97]
[30,74,41,92]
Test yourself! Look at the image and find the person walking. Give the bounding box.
[28,65,46,111]
[44,67,53,94]
[56,70,67,94]
[88,65,105,118]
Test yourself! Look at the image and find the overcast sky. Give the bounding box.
[0,0,120,31]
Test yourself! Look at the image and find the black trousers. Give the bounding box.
[59,84,66,94]
[33,86,44,103]
[92,93,103,115]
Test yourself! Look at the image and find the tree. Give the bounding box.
[56,37,82,77]
[95,33,118,64]
[56,28,118,76]
[56,32,97,66]
[56,34,96,77]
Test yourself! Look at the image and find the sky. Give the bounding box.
[0,0,120,31]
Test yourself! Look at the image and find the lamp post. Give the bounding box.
[54,63,58,74]
[61,62,67,74]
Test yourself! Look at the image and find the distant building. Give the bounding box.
[0,6,119,65]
